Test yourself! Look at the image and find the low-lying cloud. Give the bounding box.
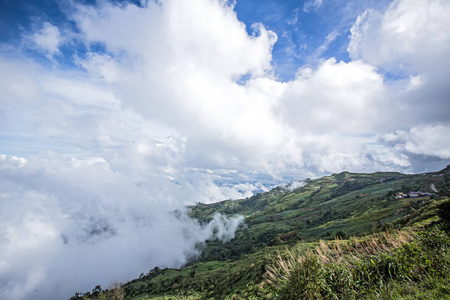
[0,155,244,300]
[204,213,245,242]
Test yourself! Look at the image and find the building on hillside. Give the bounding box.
[396,191,434,199]
[409,192,419,198]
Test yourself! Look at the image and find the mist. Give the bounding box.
[0,155,244,300]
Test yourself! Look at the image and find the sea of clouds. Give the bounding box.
[0,154,245,299]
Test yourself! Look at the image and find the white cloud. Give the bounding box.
[205,213,245,242]
[68,0,305,175]
[380,124,450,159]
[348,0,450,73]
[73,0,276,78]
[0,155,244,300]
[303,0,324,13]
[75,53,121,83]
[2,0,447,192]
[311,29,340,59]
[3,0,447,177]
[346,0,450,161]
[279,58,386,134]
[25,22,63,59]
[41,77,121,109]
[285,180,306,191]
[0,58,41,104]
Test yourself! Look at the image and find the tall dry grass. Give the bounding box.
[263,228,447,300]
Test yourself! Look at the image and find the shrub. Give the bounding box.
[265,228,450,299]
[265,250,327,300]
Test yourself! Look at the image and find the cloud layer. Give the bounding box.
[1,0,450,298]
[0,154,246,299]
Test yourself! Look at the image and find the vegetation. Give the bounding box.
[265,227,450,299]
[71,166,450,299]
[70,281,124,300]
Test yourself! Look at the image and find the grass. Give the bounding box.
[264,227,450,300]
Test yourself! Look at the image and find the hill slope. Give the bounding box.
[190,167,449,262]
[71,166,450,299]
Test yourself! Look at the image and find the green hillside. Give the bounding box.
[71,166,450,300]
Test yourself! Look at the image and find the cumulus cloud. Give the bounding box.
[2,0,447,180]
[279,58,386,134]
[348,0,450,73]
[346,0,450,168]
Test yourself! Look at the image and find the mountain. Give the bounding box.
[71,166,450,299]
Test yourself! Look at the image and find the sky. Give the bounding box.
[0,0,450,298]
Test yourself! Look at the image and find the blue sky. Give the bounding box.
[235,0,365,77]
[1,0,391,78]
[1,0,450,299]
